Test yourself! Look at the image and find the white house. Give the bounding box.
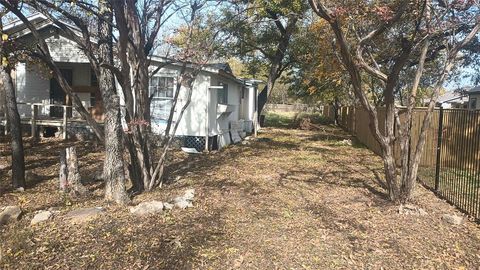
[145,57,259,150]
[1,14,259,150]
[467,86,480,110]
[424,90,470,109]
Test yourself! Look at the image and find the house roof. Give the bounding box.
[5,14,247,86]
[4,13,83,40]
[467,86,480,94]
[424,90,469,105]
[148,56,242,84]
[206,63,233,74]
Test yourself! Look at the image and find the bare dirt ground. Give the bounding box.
[1,125,480,269]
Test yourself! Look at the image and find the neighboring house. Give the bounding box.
[427,90,470,109]
[467,86,480,110]
[1,14,259,150]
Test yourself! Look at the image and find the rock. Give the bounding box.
[442,214,463,225]
[183,189,195,201]
[163,202,174,210]
[129,201,164,216]
[398,204,427,216]
[173,197,193,209]
[14,187,25,192]
[0,206,22,225]
[64,207,105,223]
[339,139,352,146]
[31,210,53,225]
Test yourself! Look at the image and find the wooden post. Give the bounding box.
[66,146,87,195]
[62,105,68,140]
[59,148,68,192]
[253,111,258,137]
[31,104,38,139]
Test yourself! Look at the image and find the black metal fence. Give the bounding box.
[433,108,480,219]
[324,106,480,220]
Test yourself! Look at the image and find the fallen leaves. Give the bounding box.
[1,127,480,269]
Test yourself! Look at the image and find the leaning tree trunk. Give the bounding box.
[0,66,25,189]
[257,18,298,117]
[98,1,129,204]
[257,55,282,118]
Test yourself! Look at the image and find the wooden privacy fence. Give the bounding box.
[323,105,480,220]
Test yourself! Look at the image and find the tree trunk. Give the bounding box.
[102,98,129,203]
[111,0,153,193]
[98,0,129,204]
[66,146,87,195]
[0,66,25,189]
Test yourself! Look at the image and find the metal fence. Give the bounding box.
[324,106,480,220]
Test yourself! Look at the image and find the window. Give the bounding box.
[470,98,477,110]
[150,77,175,120]
[217,83,228,105]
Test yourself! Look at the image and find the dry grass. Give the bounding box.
[1,125,480,269]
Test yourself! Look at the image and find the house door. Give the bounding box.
[50,69,72,118]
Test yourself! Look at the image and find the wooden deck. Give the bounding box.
[0,103,98,139]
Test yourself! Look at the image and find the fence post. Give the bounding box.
[62,106,68,140]
[434,106,444,191]
[31,104,38,139]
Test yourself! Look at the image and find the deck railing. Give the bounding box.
[1,102,76,139]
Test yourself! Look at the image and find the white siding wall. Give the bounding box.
[148,65,209,137]
[47,35,90,63]
[146,64,245,148]
[247,86,257,121]
[238,85,257,133]
[15,62,50,117]
[15,62,92,118]
[174,73,210,137]
[209,74,244,148]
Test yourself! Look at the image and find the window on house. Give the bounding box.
[150,77,175,120]
[470,98,477,110]
[217,83,228,105]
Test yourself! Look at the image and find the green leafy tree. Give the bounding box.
[220,0,309,115]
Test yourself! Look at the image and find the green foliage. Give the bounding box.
[264,112,331,128]
[219,0,308,77]
[264,112,296,128]
[293,112,332,126]
[287,20,353,106]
